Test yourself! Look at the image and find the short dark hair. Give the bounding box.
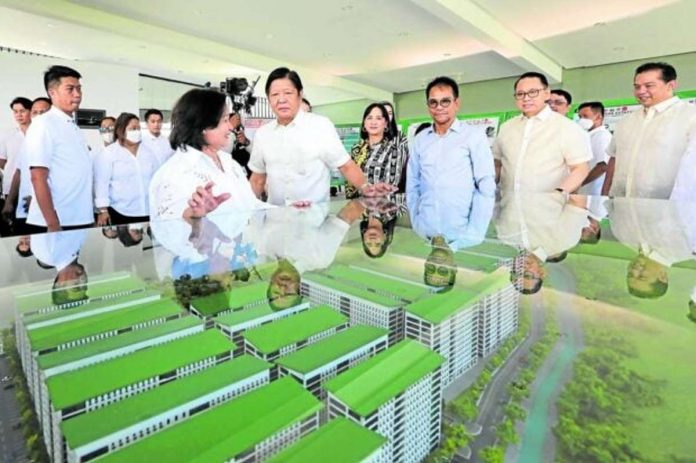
[43,65,81,92]
[379,101,399,140]
[545,251,568,263]
[514,72,549,90]
[550,89,572,105]
[10,97,32,110]
[635,62,677,83]
[360,215,396,258]
[301,97,312,110]
[265,67,303,95]
[359,103,391,140]
[577,101,605,118]
[117,226,143,247]
[100,116,116,125]
[113,112,139,145]
[414,122,431,136]
[425,76,459,99]
[170,89,227,151]
[144,109,164,121]
[32,97,51,108]
[15,243,33,258]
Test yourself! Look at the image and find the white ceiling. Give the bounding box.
[0,0,694,105]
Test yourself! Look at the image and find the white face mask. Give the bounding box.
[101,132,114,144]
[577,118,594,131]
[126,129,142,144]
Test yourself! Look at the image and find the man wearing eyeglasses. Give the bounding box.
[493,72,590,193]
[548,89,572,117]
[406,76,495,240]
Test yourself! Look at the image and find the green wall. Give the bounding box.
[314,52,696,124]
[313,98,372,126]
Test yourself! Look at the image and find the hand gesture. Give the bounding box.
[187,182,231,219]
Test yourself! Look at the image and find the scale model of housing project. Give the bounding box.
[8,260,520,463]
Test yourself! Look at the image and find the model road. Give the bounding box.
[0,356,29,463]
[464,293,546,461]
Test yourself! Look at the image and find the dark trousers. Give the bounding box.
[106,207,149,225]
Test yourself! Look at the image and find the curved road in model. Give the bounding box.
[514,266,585,463]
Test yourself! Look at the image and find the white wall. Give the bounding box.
[0,52,140,136]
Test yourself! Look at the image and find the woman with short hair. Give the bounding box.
[149,89,263,221]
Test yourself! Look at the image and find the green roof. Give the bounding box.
[94,377,322,463]
[190,282,267,316]
[243,306,347,354]
[47,330,234,410]
[304,274,402,308]
[37,316,202,371]
[275,325,388,374]
[407,267,511,324]
[16,274,146,314]
[23,290,161,326]
[324,339,443,416]
[266,417,386,463]
[28,298,183,352]
[62,355,271,448]
[324,265,428,301]
[214,301,306,328]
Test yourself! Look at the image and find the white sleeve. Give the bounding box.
[25,120,53,168]
[319,118,350,169]
[248,130,266,174]
[93,149,112,209]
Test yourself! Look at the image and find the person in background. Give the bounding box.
[2,97,51,235]
[493,72,590,193]
[576,101,612,197]
[228,111,252,177]
[98,116,116,147]
[1,97,32,235]
[345,103,405,198]
[149,89,264,221]
[602,62,696,198]
[301,97,312,113]
[141,108,174,166]
[26,65,93,233]
[548,89,572,117]
[95,112,159,225]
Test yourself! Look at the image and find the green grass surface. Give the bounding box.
[190,282,267,316]
[323,265,429,301]
[23,290,161,326]
[16,275,146,313]
[95,377,322,463]
[623,322,696,460]
[214,300,306,327]
[37,316,202,370]
[47,330,234,410]
[304,273,402,307]
[565,296,696,461]
[325,339,443,416]
[28,298,183,352]
[275,325,388,374]
[266,417,386,463]
[558,253,696,328]
[62,355,271,448]
[243,306,347,354]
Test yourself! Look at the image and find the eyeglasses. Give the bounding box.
[513,88,546,100]
[427,98,453,108]
[424,263,454,276]
[548,99,568,106]
[99,127,114,133]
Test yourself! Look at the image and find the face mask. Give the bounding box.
[101,132,114,144]
[577,118,594,131]
[126,129,142,144]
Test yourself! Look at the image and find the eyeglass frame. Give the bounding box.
[513,87,548,100]
[426,97,455,109]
